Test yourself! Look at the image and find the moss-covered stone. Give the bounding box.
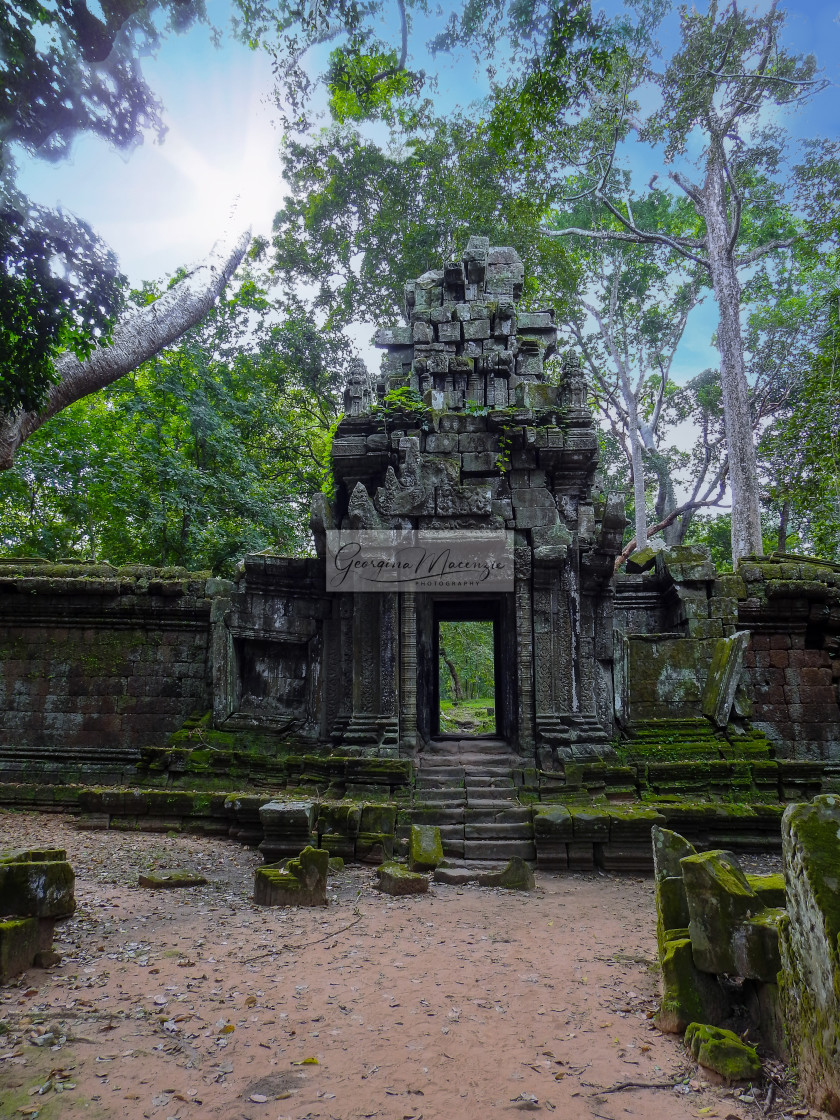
[779,794,840,1117]
[138,870,208,889]
[656,938,729,1034]
[681,849,783,981]
[253,846,329,907]
[0,847,66,865]
[652,826,696,880]
[0,916,39,982]
[359,804,397,834]
[746,872,786,909]
[477,857,535,891]
[355,832,395,864]
[0,857,75,919]
[409,825,443,872]
[684,1022,761,1082]
[375,861,429,896]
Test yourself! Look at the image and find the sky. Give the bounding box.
[12,0,840,380]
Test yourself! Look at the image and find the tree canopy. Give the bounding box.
[0,0,207,416]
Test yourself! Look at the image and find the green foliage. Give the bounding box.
[757,292,840,561]
[0,195,124,413]
[438,620,494,702]
[0,276,347,574]
[271,117,575,332]
[371,386,430,425]
[327,45,418,124]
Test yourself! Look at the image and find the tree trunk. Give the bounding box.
[701,157,764,564]
[439,647,464,701]
[627,396,648,551]
[0,230,250,469]
[777,500,790,553]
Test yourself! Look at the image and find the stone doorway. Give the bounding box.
[434,604,500,739]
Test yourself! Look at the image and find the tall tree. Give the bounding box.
[541,0,826,564]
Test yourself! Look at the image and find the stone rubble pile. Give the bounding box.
[652,797,840,1115]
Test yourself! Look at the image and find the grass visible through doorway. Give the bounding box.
[438,618,495,735]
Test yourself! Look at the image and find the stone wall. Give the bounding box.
[738,557,840,760]
[615,550,840,761]
[0,562,220,780]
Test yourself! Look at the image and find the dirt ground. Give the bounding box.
[0,810,814,1120]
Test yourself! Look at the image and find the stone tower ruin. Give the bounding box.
[215,236,627,766]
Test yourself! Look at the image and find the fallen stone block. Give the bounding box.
[355,832,395,864]
[681,849,784,981]
[138,871,208,889]
[254,846,329,907]
[477,857,535,890]
[780,794,840,1117]
[433,866,477,886]
[409,825,443,872]
[746,872,785,909]
[684,1022,761,1083]
[376,861,429,896]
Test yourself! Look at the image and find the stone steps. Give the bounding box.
[464,839,536,861]
[411,747,538,861]
[465,821,534,840]
[417,788,465,805]
[465,806,531,824]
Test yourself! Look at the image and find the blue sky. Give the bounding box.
[12,0,840,382]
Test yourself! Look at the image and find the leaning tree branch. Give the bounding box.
[735,237,797,266]
[613,493,728,572]
[0,228,250,470]
[369,0,409,82]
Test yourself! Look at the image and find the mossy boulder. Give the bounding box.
[253,846,329,907]
[375,861,429,896]
[684,1022,761,1083]
[657,938,729,1034]
[652,827,695,958]
[681,850,783,981]
[779,795,840,1117]
[477,857,535,891]
[409,825,443,872]
[138,870,208,889]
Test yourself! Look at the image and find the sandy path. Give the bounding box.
[0,811,791,1120]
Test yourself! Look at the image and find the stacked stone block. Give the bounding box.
[0,847,75,981]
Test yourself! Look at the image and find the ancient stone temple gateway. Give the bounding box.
[1,236,839,864]
[218,236,625,767]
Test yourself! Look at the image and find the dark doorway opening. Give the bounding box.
[432,600,502,738]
